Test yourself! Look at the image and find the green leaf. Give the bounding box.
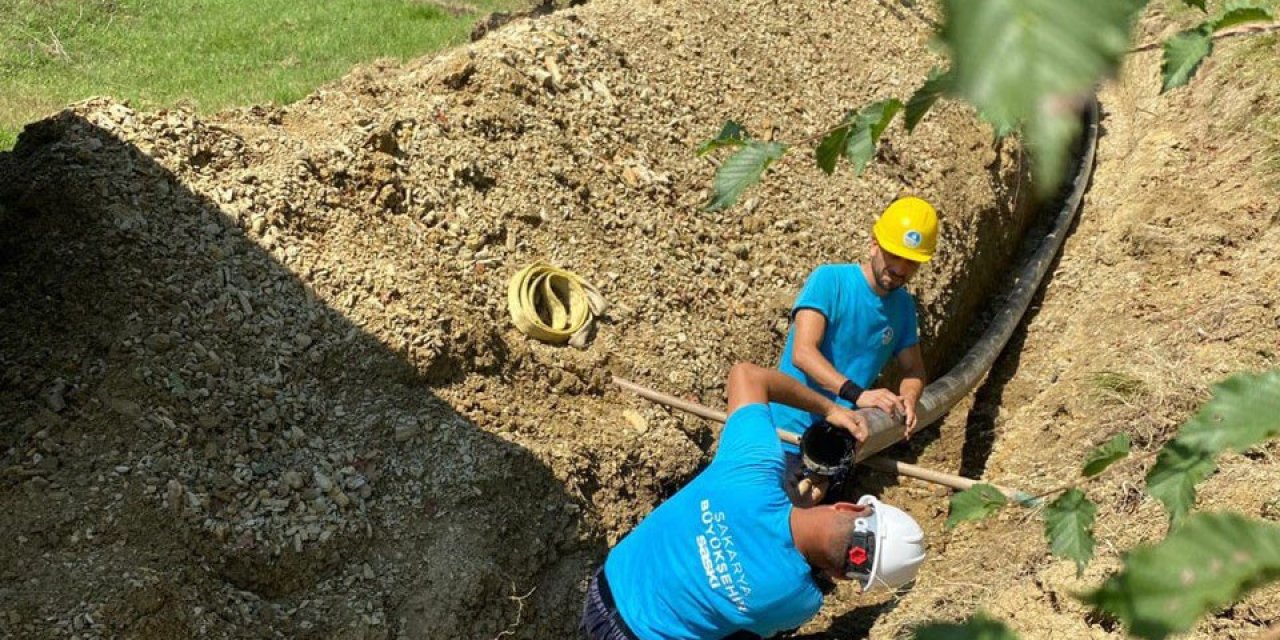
[1161,27,1213,93]
[1045,489,1097,576]
[939,0,1143,189]
[1182,0,1207,10]
[845,98,903,175]
[946,483,1008,529]
[913,614,1021,640]
[812,98,902,176]
[1023,98,1084,197]
[1146,441,1217,526]
[1212,3,1275,31]
[696,120,748,156]
[704,141,787,211]
[1146,370,1280,526]
[1176,369,1280,457]
[985,113,1018,141]
[1080,512,1280,640]
[905,68,950,133]
[1082,433,1131,477]
[815,120,852,175]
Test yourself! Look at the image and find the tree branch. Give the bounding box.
[1024,447,1161,503]
[1130,23,1280,54]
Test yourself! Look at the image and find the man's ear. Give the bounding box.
[832,501,871,516]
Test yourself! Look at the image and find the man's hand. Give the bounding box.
[902,398,919,438]
[856,388,906,417]
[793,475,827,508]
[824,406,869,443]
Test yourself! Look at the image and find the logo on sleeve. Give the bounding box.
[882,327,894,345]
[903,230,923,249]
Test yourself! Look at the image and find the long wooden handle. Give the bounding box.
[612,375,1035,503]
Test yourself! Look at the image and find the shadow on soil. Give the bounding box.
[956,120,1098,479]
[0,113,602,639]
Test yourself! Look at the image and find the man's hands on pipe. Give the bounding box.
[855,388,905,416]
[856,389,919,438]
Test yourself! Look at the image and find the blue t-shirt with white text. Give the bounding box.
[604,404,823,639]
[770,264,918,448]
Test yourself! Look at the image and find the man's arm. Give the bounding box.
[789,310,845,395]
[895,344,927,436]
[792,310,904,416]
[727,362,867,441]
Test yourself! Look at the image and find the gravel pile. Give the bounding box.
[0,1,1028,637]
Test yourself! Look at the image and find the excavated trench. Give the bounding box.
[0,1,1101,638]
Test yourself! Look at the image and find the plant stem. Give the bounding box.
[797,121,851,146]
[1130,23,1280,54]
[1025,447,1161,503]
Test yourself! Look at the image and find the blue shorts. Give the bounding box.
[579,568,765,639]
[579,569,639,640]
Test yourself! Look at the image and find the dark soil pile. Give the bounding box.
[0,1,1033,638]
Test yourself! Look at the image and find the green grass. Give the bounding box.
[1090,370,1147,404]
[0,0,529,148]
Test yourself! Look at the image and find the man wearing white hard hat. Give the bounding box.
[580,363,926,640]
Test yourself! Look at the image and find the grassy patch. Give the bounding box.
[0,0,530,149]
[1090,370,1147,404]
[1242,34,1280,178]
[1216,31,1280,184]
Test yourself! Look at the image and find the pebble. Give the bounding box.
[283,471,305,490]
[144,333,174,352]
[166,479,184,511]
[332,490,352,509]
[108,397,142,417]
[42,382,67,413]
[622,410,649,435]
[394,423,419,443]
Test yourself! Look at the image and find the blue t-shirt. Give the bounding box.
[604,404,823,639]
[771,264,919,447]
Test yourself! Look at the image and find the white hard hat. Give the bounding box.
[849,495,926,591]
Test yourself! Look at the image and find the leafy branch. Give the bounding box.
[1146,368,1280,525]
[1130,21,1280,53]
[1159,3,1276,92]
[814,99,902,176]
[941,369,1280,639]
[945,432,1136,577]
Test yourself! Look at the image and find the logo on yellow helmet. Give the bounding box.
[873,197,938,263]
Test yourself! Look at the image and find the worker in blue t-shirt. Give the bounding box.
[772,197,937,506]
[580,363,926,640]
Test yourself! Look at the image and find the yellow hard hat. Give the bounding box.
[873,196,938,263]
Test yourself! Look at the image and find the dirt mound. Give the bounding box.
[0,1,1035,638]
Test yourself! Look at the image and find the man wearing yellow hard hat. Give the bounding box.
[770,196,937,505]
